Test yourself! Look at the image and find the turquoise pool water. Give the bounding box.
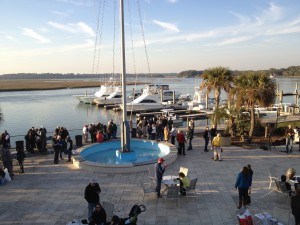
[80,140,170,165]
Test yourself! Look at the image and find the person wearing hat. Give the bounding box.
[85,178,101,221]
[154,158,167,198]
[291,183,300,225]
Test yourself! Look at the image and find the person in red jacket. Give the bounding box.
[96,131,104,143]
[176,130,186,155]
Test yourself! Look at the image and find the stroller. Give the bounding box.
[110,204,146,225]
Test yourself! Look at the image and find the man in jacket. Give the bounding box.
[85,178,101,221]
[155,158,167,198]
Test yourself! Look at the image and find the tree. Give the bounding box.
[200,66,233,128]
[233,72,277,140]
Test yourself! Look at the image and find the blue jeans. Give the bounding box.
[286,137,293,152]
[88,202,97,221]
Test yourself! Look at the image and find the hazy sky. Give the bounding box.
[0,0,300,74]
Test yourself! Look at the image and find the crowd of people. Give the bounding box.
[25,126,48,153]
[82,120,118,144]
[52,126,73,164]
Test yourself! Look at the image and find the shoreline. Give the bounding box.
[0,79,147,92]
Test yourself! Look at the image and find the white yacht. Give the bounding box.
[187,88,214,110]
[74,84,116,104]
[120,84,177,112]
[93,86,123,106]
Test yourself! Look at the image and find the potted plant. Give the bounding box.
[209,107,232,146]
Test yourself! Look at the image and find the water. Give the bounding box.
[0,77,298,147]
[81,140,169,164]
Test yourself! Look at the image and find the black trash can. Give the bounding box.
[131,128,137,138]
[16,140,24,150]
[75,135,83,147]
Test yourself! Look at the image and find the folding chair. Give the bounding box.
[185,178,198,196]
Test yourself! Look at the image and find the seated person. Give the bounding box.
[291,183,300,225]
[281,175,293,196]
[89,203,106,225]
[106,215,125,225]
[177,172,190,195]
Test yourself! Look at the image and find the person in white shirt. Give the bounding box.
[170,125,177,145]
[82,125,88,143]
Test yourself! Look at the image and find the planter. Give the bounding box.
[220,136,231,146]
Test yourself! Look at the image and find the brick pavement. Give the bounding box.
[0,137,299,225]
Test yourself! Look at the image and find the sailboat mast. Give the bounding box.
[120,0,130,151]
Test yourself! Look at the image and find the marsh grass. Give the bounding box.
[0,80,145,91]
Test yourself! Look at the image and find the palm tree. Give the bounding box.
[233,71,277,140]
[200,66,233,128]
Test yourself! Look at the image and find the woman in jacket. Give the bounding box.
[235,167,252,209]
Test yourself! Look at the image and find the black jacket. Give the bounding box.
[85,183,101,204]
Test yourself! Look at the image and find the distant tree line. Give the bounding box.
[176,66,300,78]
[0,73,175,80]
[1,66,299,79]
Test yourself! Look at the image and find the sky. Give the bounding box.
[0,0,300,74]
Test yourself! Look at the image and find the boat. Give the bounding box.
[120,84,178,113]
[74,78,118,104]
[187,88,214,111]
[93,86,123,106]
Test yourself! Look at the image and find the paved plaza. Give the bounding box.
[0,136,299,225]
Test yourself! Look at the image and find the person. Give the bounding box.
[170,124,177,145]
[247,164,253,204]
[96,131,104,143]
[291,183,300,225]
[210,125,217,146]
[295,126,300,151]
[286,167,300,186]
[106,215,125,225]
[177,172,190,195]
[85,178,101,221]
[16,145,25,173]
[188,119,195,134]
[235,167,252,209]
[186,126,193,150]
[281,175,293,196]
[154,158,167,198]
[285,124,295,153]
[89,203,106,225]
[212,133,222,161]
[163,126,170,142]
[176,130,186,155]
[0,143,14,178]
[83,125,89,143]
[52,135,62,164]
[203,127,210,152]
[66,136,73,162]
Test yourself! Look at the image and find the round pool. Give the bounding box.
[72,139,177,173]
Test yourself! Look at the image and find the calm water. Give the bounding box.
[0,77,298,147]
